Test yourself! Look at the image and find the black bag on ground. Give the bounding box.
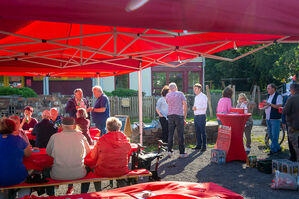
[26,172,49,184]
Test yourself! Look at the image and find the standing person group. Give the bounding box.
[264,83,283,155]
[283,83,299,161]
[87,86,110,137]
[157,82,208,158]
[192,83,208,152]
[236,93,253,153]
[156,85,169,144]
[166,82,188,158]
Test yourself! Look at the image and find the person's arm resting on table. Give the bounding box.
[24,144,32,157]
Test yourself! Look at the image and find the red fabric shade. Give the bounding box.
[1,0,299,36]
[0,21,291,77]
[0,0,298,77]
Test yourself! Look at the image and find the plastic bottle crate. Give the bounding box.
[272,159,299,176]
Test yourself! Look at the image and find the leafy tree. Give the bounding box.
[205,43,299,90]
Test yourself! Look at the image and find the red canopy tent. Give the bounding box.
[0,0,298,77]
[0,20,295,77]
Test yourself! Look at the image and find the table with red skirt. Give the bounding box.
[23,181,243,199]
[23,143,139,171]
[25,127,101,143]
[216,113,251,162]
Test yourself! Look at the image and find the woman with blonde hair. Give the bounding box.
[236,93,254,153]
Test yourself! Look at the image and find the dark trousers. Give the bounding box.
[194,114,207,149]
[159,117,168,143]
[288,135,297,161]
[43,168,90,196]
[168,114,185,154]
[95,121,107,137]
[286,125,299,162]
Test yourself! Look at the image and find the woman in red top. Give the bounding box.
[89,117,131,191]
[75,108,92,145]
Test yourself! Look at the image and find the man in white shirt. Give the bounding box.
[192,83,208,152]
[46,117,90,195]
[264,83,282,154]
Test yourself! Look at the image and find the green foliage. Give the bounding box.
[205,44,299,91]
[0,87,38,98]
[103,91,113,96]
[111,88,145,97]
[210,89,222,93]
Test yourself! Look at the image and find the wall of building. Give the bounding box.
[129,67,152,96]
[100,68,152,96]
[26,77,93,97]
[98,76,115,92]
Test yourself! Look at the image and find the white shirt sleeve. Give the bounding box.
[276,95,283,105]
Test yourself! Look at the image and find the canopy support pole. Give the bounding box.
[137,67,143,145]
[43,76,49,95]
[202,57,205,92]
[97,72,100,86]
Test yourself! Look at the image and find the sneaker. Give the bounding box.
[66,186,74,195]
[179,153,188,158]
[200,148,207,152]
[167,151,173,158]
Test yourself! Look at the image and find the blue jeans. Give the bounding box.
[194,115,207,149]
[266,119,281,152]
[95,121,107,137]
[168,115,185,154]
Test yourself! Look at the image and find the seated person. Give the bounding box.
[20,106,38,131]
[0,118,32,199]
[76,108,92,145]
[45,117,90,195]
[31,110,58,148]
[50,108,62,128]
[9,115,30,145]
[90,116,131,173]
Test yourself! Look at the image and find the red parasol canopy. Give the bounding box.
[0,20,294,77]
[0,0,298,77]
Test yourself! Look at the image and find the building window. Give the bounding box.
[115,74,129,89]
[151,64,202,95]
[169,72,183,91]
[152,72,167,95]
[187,72,201,94]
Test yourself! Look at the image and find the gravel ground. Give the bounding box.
[33,121,299,198]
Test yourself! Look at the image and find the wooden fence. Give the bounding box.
[109,96,157,121]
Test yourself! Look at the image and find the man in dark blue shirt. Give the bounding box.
[87,86,110,137]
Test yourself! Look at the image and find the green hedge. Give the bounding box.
[0,87,38,98]
[104,88,145,97]
[210,89,223,93]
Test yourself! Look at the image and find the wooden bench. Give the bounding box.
[0,169,151,191]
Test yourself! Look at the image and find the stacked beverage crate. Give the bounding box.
[272,159,299,176]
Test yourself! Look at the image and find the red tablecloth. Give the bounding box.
[25,130,36,140]
[23,143,138,171]
[216,113,251,162]
[23,181,243,199]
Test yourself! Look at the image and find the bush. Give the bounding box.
[0,87,38,98]
[111,88,145,97]
[210,89,223,93]
[103,91,113,96]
